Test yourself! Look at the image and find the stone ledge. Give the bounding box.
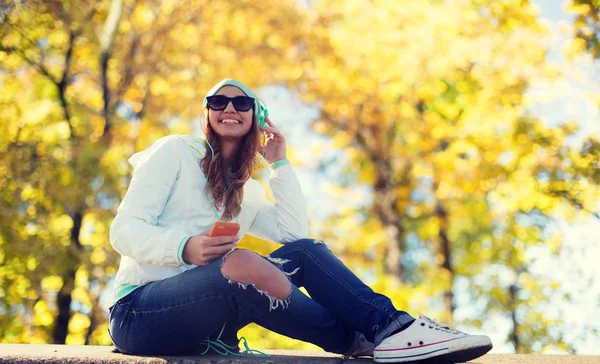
[0,345,598,364]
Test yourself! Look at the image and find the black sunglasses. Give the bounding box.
[206,95,255,112]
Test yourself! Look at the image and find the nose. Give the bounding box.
[224,101,237,113]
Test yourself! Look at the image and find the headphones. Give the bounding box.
[256,98,269,129]
[203,78,268,129]
[200,79,269,159]
[196,79,268,220]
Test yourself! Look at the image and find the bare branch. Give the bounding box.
[136,83,150,120]
[110,0,141,117]
[560,191,600,220]
[99,0,124,138]
[543,186,600,220]
[72,100,102,117]
[57,29,77,138]
[114,34,140,106]
[0,45,59,85]
[83,4,97,23]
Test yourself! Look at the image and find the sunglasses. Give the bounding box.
[206,95,255,112]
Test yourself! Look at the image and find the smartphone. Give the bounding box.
[208,222,241,237]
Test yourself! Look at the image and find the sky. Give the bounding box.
[250,0,600,355]
[525,0,600,354]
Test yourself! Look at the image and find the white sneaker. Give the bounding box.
[374,313,492,363]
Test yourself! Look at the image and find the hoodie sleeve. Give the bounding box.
[109,136,190,267]
[247,162,309,243]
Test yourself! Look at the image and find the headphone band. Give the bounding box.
[256,98,268,129]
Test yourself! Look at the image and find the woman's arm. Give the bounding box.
[248,161,309,243]
[109,136,190,267]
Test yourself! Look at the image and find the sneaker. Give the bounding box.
[373,313,492,363]
[352,332,375,357]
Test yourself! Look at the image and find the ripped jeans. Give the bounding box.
[108,239,414,356]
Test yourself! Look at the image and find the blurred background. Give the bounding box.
[1,0,599,355]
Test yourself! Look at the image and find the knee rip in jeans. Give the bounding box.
[220,249,299,312]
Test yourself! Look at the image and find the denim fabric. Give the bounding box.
[108,239,414,355]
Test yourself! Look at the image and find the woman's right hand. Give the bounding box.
[182,231,240,266]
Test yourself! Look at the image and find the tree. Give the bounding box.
[0,0,309,345]
[296,0,600,352]
[568,0,600,58]
[2,0,598,354]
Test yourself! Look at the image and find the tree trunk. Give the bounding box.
[52,267,75,344]
[432,138,455,323]
[52,210,84,344]
[373,156,405,281]
[509,280,521,353]
[53,0,123,342]
[100,0,124,138]
[435,202,455,324]
[84,291,100,345]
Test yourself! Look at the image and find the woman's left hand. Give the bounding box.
[260,117,287,164]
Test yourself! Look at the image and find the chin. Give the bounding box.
[213,124,248,136]
[215,130,248,140]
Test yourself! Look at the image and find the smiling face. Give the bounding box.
[207,85,254,140]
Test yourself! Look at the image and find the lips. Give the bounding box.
[220,118,241,124]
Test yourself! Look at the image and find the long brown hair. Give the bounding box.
[200,109,263,221]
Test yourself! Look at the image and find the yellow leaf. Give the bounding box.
[26,257,37,271]
[68,313,91,335]
[150,78,171,96]
[90,248,107,265]
[41,276,63,292]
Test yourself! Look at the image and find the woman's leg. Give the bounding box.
[108,258,239,355]
[267,238,415,346]
[108,249,356,355]
[220,249,356,354]
[265,239,493,364]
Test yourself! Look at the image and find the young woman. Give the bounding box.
[108,78,493,363]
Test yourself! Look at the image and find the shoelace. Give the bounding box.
[423,315,464,335]
[198,323,269,358]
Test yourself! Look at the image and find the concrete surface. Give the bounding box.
[0,345,599,364]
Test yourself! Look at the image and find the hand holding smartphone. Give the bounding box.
[208,221,240,237]
[182,222,240,266]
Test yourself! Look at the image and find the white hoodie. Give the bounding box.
[109,135,308,301]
